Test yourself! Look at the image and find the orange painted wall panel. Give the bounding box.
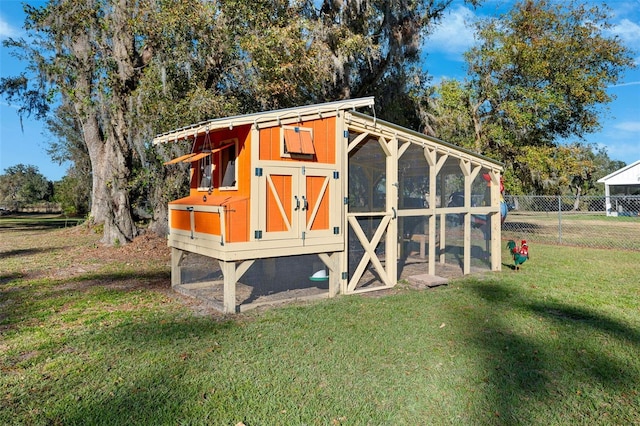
[171,210,191,231]
[169,195,250,243]
[266,175,292,232]
[194,211,221,235]
[258,117,336,164]
[306,176,329,230]
[188,124,252,199]
[259,127,279,161]
[225,198,248,242]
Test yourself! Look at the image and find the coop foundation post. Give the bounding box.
[490,171,502,271]
[171,248,186,288]
[220,261,237,313]
[319,252,341,297]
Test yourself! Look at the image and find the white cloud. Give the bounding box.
[0,14,19,39]
[614,121,640,133]
[609,80,640,88]
[425,6,478,58]
[612,18,640,46]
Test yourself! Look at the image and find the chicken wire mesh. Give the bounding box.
[502,195,640,251]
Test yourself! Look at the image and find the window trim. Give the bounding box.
[194,139,237,192]
[280,125,315,158]
[218,138,239,191]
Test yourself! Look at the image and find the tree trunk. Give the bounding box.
[91,137,137,245]
[572,186,582,211]
[71,24,137,245]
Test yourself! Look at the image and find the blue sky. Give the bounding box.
[1,0,639,181]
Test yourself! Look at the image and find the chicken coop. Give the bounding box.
[153,97,504,313]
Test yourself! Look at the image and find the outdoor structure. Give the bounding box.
[597,160,640,216]
[153,98,504,313]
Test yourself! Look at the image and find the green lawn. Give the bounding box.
[1,219,639,425]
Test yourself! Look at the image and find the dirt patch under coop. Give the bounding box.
[174,252,486,312]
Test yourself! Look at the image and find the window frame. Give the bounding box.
[280,125,315,158]
[218,138,239,191]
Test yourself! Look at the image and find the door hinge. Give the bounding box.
[301,231,306,240]
[341,272,348,280]
[343,130,349,138]
[333,171,339,179]
[255,167,263,177]
[254,230,262,239]
[301,166,306,175]
[333,227,340,235]
[344,197,349,205]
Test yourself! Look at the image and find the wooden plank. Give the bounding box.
[171,248,185,287]
[220,261,237,313]
[346,215,392,292]
[347,132,369,153]
[318,252,340,297]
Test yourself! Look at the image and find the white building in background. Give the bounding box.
[597,160,640,216]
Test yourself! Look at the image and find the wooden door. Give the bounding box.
[302,168,341,245]
[259,166,300,241]
[257,165,340,245]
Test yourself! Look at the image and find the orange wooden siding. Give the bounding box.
[266,174,292,232]
[259,117,336,163]
[170,209,192,232]
[194,211,221,235]
[306,175,329,230]
[226,198,248,242]
[188,124,252,199]
[169,195,249,242]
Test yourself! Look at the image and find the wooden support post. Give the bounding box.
[319,252,341,297]
[460,160,481,275]
[428,215,436,275]
[386,135,398,287]
[171,248,185,288]
[220,261,237,313]
[439,213,447,264]
[425,148,437,275]
[490,171,502,272]
[218,259,255,314]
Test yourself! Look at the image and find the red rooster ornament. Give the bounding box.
[507,239,529,271]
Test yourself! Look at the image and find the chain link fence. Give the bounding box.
[502,195,640,251]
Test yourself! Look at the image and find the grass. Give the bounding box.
[1,217,640,425]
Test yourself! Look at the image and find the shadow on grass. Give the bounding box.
[13,313,236,425]
[0,246,61,260]
[0,214,85,232]
[0,269,171,332]
[466,281,639,422]
[0,271,23,285]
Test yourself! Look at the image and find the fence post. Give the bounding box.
[558,196,562,244]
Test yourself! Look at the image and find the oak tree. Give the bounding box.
[424,0,634,193]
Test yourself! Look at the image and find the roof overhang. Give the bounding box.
[597,160,640,185]
[152,97,375,145]
[345,110,504,171]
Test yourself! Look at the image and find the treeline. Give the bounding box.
[0,164,88,215]
[0,0,633,244]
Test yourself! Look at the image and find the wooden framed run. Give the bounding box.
[154,98,504,313]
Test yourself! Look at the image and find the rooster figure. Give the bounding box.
[507,240,529,270]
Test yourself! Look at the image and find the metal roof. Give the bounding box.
[152,97,375,145]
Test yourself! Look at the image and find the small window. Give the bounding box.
[281,126,315,157]
[192,138,236,191]
[219,140,238,190]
